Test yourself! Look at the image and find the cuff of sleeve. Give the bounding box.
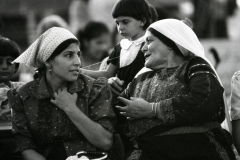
[159,99,175,124]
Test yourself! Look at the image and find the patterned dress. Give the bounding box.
[7,74,116,158]
[120,56,236,160]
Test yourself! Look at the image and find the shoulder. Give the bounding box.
[13,79,39,100]
[78,74,109,92]
[186,56,217,81]
[10,81,26,90]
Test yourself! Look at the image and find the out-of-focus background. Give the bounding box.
[0,0,239,102]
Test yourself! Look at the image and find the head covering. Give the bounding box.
[148,19,231,133]
[13,27,78,68]
[149,19,204,58]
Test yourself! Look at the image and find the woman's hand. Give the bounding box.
[50,87,78,112]
[116,97,152,120]
[108,77,124,96]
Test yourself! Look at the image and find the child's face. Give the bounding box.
[0,56,17,82]
[115,16,144,41]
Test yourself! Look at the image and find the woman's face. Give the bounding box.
[86,33,111,61]
[0,56,17,82]
[48,42,81,82]
[142,31,171,70]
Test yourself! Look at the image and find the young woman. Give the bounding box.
[7,27,115,160]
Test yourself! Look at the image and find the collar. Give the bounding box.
[120,36,145,50]
[37,75,85,99]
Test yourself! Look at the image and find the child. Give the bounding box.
[81,0,152,93]
[0,37,24,160]
[76,21,111,71]
[80,0,153,157]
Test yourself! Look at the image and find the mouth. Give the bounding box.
[144,54,150,61]
[0,72,10,76]
[70,69,79,74]
[120,33,127,36]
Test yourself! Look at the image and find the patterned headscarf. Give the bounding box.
[13,27,78,68]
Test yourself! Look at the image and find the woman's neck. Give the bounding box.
[45,73,68,93]
[167,52,186,68]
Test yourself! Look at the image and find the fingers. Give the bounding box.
[115,105,127,112]
[108,77,124,92]
[113,77,124,86]
[117,96,130,105]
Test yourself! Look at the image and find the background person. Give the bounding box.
[0,37,25,160]
[76,21,111,71]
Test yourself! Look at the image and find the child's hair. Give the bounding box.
[0,37,20,69]
[149,4,158,23]
[111,0,152,30]
[76,21,110,51]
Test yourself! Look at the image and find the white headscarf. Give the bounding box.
[13,27,78,68]
[139,19,231,132]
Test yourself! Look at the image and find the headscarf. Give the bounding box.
[13,27,78,68]
[140,19,231,132]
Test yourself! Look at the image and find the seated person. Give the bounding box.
[7,27,115,160]
[0,37,24,160]
[115,19,236,160]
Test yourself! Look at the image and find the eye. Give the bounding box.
[66,53,73,58]
[7,59,14,64]
[115,21,119,26]
[146,38,153,45]
[77,52,81,57]
[122,20,128,24]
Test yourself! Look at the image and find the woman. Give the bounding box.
[7,27,115,160]
[115,19,235,159]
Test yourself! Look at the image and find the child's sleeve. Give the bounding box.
[107,44,121,67]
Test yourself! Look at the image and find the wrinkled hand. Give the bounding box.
[108,77,124,96]
[50,87,78,112]
[116,97,151,120]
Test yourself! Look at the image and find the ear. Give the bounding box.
[141,18,146,27]
[45,61,51,68]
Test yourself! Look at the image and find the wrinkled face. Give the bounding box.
[142,31,170,70]
[48,43,81,82]
[86,33,111,61]
[0,56,17,82]
[115,16,143,41]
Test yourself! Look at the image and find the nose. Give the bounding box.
[141,43,148,53]
[118,23,123,31]
[1,60,8,70]
[74,55,81,67]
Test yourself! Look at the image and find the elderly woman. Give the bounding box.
[116,19,235,160]
[7,27,115,160]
